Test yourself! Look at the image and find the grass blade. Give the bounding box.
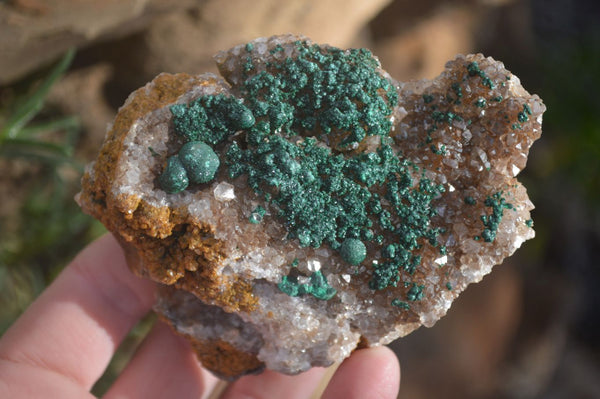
[0,146,83,172]
[1,137,73,157]
[18,116,80,138]
[0,49,76,141]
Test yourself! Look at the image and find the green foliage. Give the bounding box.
[537,37,600,204]
[0,49,103,333]
[0,50,81,169]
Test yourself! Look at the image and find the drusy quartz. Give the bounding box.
[77,34,544,379]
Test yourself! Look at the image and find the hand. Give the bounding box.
[0,234,400,398]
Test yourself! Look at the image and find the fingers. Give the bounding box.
[321,346,400,399]
[104,321,219,399]
[0,231,400,399]
[219,365,328,399]
[0,357,95,399]
[0,234,156,391]
[218,346,398,399]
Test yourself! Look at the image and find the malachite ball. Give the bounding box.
[178,141,220,184]
[228,103,255,130]
[158,155,189,193]
[340,238,367,265]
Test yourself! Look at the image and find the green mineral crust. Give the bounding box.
[158,141,220,192]
[340,238,367,266]
[85,34,544,379]
[165,39,448,301]
[278,270,337,300]
[178,141,220,184]
[170,94,254,144]
[158,156,189,193]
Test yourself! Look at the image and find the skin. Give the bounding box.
[0,234,400,399]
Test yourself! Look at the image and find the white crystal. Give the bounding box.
[511,164,521,176]
[214,182,235,201]
[462,129,472,141]
[307,259,321,272]
[434,255,448,266]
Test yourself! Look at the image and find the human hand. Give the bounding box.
[0,234,400,398]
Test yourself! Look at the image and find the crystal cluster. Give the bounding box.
[76,34,544,379]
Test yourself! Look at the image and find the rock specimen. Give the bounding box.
[76,34,544,379]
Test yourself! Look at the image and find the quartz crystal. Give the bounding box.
[76,34,544,379]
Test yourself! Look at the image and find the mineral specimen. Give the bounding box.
[76,34,544,379]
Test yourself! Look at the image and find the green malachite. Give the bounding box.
[406,283,425,302]
[340,238,367,266]
[278,270,337,300]
[467,61,495,89]
[170,93,255,145]
[163,40,448,302]
[249,205,266,224]
[158,156,189,194]
[158,141,220,192]
[178,141,220,184]
[464,196,476,205]
[480,192,514,242]
[391,298,410,310]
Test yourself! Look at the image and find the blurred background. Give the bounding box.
[1,0,599,397]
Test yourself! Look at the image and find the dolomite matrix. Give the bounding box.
[77,34,544,379]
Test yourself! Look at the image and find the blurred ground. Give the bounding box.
[1,0,599,397]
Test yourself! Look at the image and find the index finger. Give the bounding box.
[0,234,155,390]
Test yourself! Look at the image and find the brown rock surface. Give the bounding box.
[0,0,196,84]
[373,6,479,80]
[77,34,544,379]
[0,0,390,84]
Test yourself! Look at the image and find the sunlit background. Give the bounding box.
[1,0,599,397]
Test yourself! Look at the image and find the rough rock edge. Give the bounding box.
[77,34,544,379]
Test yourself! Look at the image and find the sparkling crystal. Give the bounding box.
[77,34,544,380]
[214,182,235,201]
[307,259,321,272]
[434,255,448,266]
